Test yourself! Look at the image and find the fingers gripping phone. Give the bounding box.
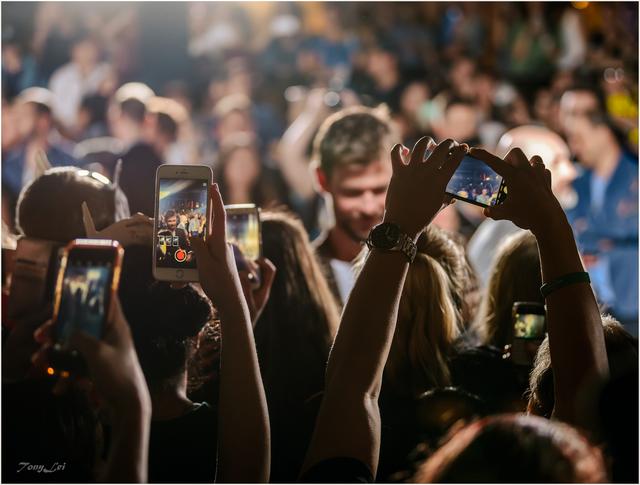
[50,239,124,374]
[153,165,213,282]
[445,154,507,208]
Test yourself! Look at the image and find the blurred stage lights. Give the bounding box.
[572,2,589,9]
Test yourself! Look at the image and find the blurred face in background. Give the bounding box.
[323,154,392,242]
[559,90,599,138]
[450,58,476,98]
[224,146,260,194]
[434,102,478,143]
[72,38,100,71]
[400,82,430,119]
[367,49,398,82]
[217,111,253,143]
[564,115,610,169]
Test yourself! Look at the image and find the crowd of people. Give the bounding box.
[2,2,638,483]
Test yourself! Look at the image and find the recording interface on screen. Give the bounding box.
[57,260,113,343]
[156,179,208,269]
[446,155,504,206]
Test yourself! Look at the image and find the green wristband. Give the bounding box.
[540,272,591,298]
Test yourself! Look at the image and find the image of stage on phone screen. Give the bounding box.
[57,261,112,343]
[446,156,503,207]
[514,313,546,339]
[156,179,208,269]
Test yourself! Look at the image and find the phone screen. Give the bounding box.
[445,155,505,208]
[227,209,261,261]
[513,312,546,339]
[156,178,209,269]
[56,253,115,344]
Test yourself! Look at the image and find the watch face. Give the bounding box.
[371,223,400,250]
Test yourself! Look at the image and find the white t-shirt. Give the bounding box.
[330,258,355,306]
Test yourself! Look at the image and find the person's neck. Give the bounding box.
[149,375,194,421]
[328,225,363,262]
[593,142,621,180]
[119,124,143,148]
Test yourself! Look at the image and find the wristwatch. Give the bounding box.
[366,222,417,263]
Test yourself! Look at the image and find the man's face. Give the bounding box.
[166,216,177,230]
[322,157,393,242]
[559,90,599,137]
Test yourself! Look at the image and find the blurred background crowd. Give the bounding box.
[2,1,638,324]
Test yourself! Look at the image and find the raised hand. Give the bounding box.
[384,137,467,237]
[469,147,564,235]
[190,184,240,307]
[82,201,153,247]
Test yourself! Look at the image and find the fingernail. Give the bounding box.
[212,183,219,191]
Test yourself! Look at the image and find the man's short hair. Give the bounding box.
[120,98,146,124]
[164,210,176,219]
[147,96,188,143]
[312,105,399,179]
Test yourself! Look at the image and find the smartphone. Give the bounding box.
[512,302,546,340]
[153,164,212,282]
[7,238,65,322]
[445,154,507,208]
[226,204,262,262]
[50,239,124,373]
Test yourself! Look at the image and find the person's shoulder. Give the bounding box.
[48,146,78,166]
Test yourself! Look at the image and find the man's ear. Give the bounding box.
[315,164,330,193]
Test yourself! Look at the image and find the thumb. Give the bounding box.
[191,236,207,260]
[82,201,98,237]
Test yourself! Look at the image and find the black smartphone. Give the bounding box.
[50,239,124,374]
[445,154,507,208]
[512,302,546,340]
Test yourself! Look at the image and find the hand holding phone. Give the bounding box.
[83,202,153,247]
[468,147,563,235]
[190,184,239,308]
[49,239,124,375]
[385,137,467,237]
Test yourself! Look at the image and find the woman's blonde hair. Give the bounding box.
[357,225,468,397]
[474,231,542,349]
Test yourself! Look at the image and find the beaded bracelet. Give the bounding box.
[540,271,591,298]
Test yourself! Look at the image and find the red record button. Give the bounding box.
[175,249,187,263]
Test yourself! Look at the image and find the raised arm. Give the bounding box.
[32,297,152,483]
[191,184,270,483]
[471,147,609,428]
[276,89,329,201]
[301,138,467,478]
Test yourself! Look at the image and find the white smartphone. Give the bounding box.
[153,164,212,282]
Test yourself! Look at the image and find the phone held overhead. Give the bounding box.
[153,164,213,282]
